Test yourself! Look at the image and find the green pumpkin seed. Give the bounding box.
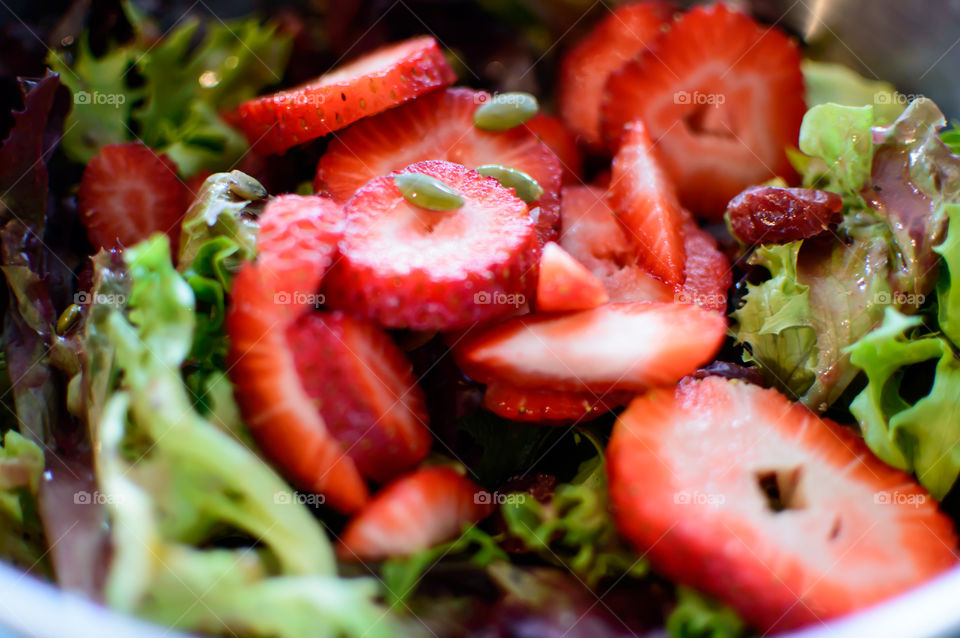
[56,304,83,335]
[476,164,543,203]
[473,92,539,131]
[227,171,267,201]
[393,173,464,211]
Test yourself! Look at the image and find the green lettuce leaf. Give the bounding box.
[935,204,960,348]
[50,8,291,173]
[867,99,960,299]
[732,231,890,409]
[48,37,139,164]
[177,170,264,405]
[0,430,46,572]
[737,99,960,411]
[83,235,390,636]
[501,432,647,587]
[942,123,960,155]
[797,103,874,195]
[380,525,507,607]
[846,308,960,499]
[666,587,747,638]
[801,60,904,125]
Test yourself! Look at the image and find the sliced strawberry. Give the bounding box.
[228,268,368,513]
[287,311,432,484]
[523,113,583,183]
[558,1,674,149]
[536,241,609,312]
[233,36,456,155]
[483,380,631,425]
[608,377,958,633]
[323,160,539,331]
[609,120,686,288]
[256,194,345,317]
[559,185,674,304]
[454,302,726,393]
[337,466,494,560]
[678,221,730,313]
[315,87,562,244]
[78,142,187,251]
[602,3,805,217]
[227,196,370,513]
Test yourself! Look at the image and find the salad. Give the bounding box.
[1,1,959,636]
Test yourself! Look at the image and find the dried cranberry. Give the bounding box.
[725,186,843,245]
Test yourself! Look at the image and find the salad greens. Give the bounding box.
[176,171,264,408]
[666,587,747,638]
[501,432,648,587]
[0,430,46,572]
[846,308,960,499]
[82,234,390,637]
[734,99,960,411]
[50,4,291,175]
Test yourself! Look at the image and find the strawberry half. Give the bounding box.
[227,196,370,513]
[454,302,726,393]
[608,377,958,633]
[483,380,630,425]
[315,87,562,244]
[323,160,539,331]
[78,142,187,251]
[609,120,687,288]
[558,1,674,149]
[233,36,456,155]
[287,311,432,484]
[536,241,609,312]
[337,466,494,560]
[523,113,583,184]
[602,3,805,217]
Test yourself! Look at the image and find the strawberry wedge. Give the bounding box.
[338,467,494,561]
[609,121,687,288]
[536,241,609,312]
[227,195,370,513]
[234,36,456,154]
[454,302,726,393]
